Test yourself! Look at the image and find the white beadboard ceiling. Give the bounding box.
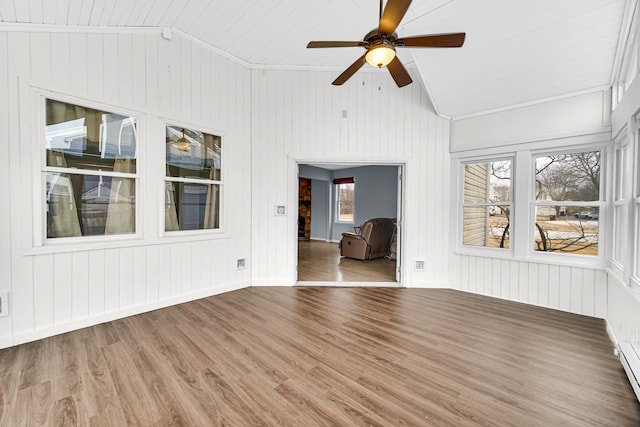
[0,0,628,118]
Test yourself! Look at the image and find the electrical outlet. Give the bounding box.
[0,291,9,317]
[236,258,247,269]
[414,260,425,271]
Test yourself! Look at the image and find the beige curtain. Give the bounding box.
[203,134,219,229]
[46,151,81,238]
[105,158,135,234]
[165,166,180,231]
[47,100,103,144]
[204,179,219,229]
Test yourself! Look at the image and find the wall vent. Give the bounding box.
[414,260,425,271]
[236,258,247,269]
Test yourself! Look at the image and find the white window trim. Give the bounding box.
[526,146,606,268]
[630,118,640,290]
[22,84,231,256]
[34,90,144,248]
[335,182,355,224]
[609,132,632,279]
[457,156,515,257]
[161,120,226,237]
[453,141,608,269]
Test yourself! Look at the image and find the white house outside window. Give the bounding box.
[44,98,138,239]
[165,125,222,232]
[461,159,512,249]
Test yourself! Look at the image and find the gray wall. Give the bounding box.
[310,180,329,240]
[299,164,398,242]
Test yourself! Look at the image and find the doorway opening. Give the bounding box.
[295,162,404,286]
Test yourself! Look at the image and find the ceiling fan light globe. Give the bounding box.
[365,45,395,68]
[172,137,191,151]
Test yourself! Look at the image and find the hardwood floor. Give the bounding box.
[297,239,397,282]
[0,287,638,426]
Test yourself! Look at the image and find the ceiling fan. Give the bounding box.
[306,0,466,87]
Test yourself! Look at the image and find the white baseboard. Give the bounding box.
[4,281,250,349]
[295,281,401,287]
[619,342,640,402]
[250,280,294,287]
[409,281,450,288]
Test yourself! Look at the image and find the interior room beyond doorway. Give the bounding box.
[296,163,401,284]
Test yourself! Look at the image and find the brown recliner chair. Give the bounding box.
[339,218,394,260]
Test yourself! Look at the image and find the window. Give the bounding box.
[44,99,138,239]
[165,125,221,232]
[532,150,602,256]
[633,125,640,287]
[334,177,354,223]
[461,159,512,249]
[612,139,631,270]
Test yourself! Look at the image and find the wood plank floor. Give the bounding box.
[298,239,397,282]
[0,287,638,426]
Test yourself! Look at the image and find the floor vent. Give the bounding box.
[619,342,640,402]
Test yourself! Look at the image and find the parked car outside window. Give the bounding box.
[574,211,599,220]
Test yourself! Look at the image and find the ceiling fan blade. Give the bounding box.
[387,57,412,87]
[396,33,466,48]
[379,0,412,35]
[307,41,367,48]
[332,54,367,85]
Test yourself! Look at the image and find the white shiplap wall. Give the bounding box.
[0,29,252,348]
[250,69,452,288]
[447,90,611,319]
[248,68,610,320]
[449,255,608,318]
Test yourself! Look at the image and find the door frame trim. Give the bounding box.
[289,156,408,287]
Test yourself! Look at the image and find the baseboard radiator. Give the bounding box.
[618,342,640,402]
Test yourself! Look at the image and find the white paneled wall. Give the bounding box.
[0,25,625,349]
[250,69,452,287]
[608,275,640,347]
[449,255,608,318]
[0,29,252,347]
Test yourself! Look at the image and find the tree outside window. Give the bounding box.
[533,150,601,255]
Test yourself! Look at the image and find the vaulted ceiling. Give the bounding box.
[0,0,629,118]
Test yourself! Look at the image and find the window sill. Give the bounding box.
[454,246,514,260]
[454,247,605,270]
[24,231,230,256]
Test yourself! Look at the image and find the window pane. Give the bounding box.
[46,172,135,238]
[165,182,219,231]
[635,204,640,277]
[462,206,509,248]
[46,99,137,172]
[533,206,598,255]
[337,183,354,222]
[613,205,626,263]
[637,129,640,198]
[615,148,622,200]
[463,160,511,203]
[166,126,221,181]
[535,151,600,202]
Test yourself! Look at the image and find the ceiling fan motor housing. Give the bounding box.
[305,0,465,87]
